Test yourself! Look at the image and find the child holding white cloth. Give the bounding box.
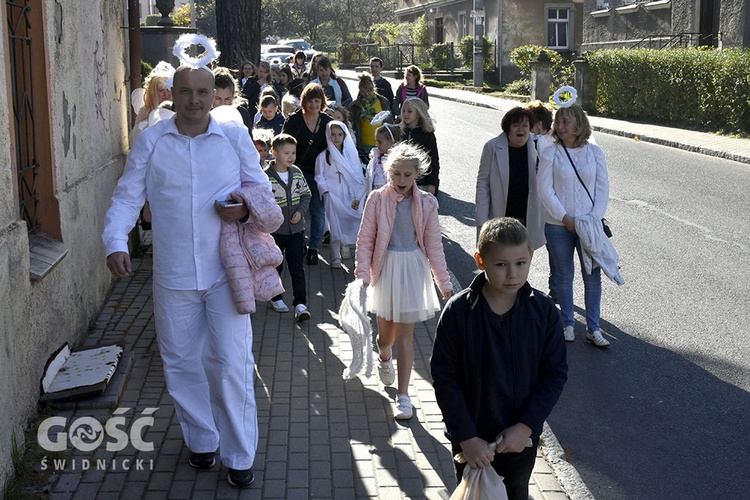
[315,121,366,268]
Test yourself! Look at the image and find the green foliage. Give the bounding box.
[428,43,457,70]
[458,35,493,71]
[144,14,161,26]
[422,78,454,89]
[262,0,396,47]
[171,0,216,37]
[412,15,429,47]
[504,78,531,96]
[370,22,411,46]
[509,44,572,89]
[338,42,363,65]
[588,47,750,133]
[140,60,153,85]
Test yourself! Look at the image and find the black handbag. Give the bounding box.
[561,145,612,238]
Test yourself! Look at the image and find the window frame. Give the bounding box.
[546,4,573,51]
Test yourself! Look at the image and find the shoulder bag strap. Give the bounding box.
[299,113,322,165]
[561,144,594,206]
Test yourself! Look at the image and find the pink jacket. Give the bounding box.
[220,182,284,314]
[355,184,452,295]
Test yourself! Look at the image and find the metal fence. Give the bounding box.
[630,32,723,50]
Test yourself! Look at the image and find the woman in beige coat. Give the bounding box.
[475,107,545,250]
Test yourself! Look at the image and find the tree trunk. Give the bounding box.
[215,0,260,70]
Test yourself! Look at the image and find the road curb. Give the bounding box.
[586,126,750,165]
[541,422,596,500]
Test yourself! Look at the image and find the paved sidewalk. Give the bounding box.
[42,251,571,499]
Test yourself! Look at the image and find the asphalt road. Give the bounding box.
[341,80,750,498]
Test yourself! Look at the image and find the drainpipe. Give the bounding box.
[473,0,485,87]
[497,0,503,84]
[128,0,142,124]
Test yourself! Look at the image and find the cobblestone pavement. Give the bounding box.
[42,71,750,500]
[43,250,571,499]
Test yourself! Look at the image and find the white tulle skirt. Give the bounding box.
[370,248,440,323]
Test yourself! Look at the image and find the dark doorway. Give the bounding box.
[698,0,721,46]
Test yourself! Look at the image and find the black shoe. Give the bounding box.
[189,451,216,469]
[306,248,319,265]
[322,231,331,244]
[227,468,255,488]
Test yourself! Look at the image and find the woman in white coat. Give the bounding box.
[475,107,545,249]
[537,103,610,347]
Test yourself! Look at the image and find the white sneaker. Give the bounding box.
[269,299,289,313]
[378,357,395,386]
[340,245,351,260]
[294,304,311,322]
[563,325,575,342]
[587,330,610,347]
[394,394,413,420]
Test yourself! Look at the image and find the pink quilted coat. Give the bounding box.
[354,184,452,296]
[220,181,284,314]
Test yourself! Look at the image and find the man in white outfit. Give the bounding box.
[103,65,269,488]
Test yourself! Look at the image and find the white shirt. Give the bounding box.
[537,143,609,225]
[103,115,267,290]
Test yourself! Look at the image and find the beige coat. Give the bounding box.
[475,133,545,250]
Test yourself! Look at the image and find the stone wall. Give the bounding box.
[0,0,128,488]
[581,0,749,51]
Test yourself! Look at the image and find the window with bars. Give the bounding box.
[7,0,40,232]
[547,7,570,50]
[435,17,444,44]
[6,0,59,240]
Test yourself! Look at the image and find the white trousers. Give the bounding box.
[153,278,258,470]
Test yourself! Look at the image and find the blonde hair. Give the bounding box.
[281,94,300,118]
[358,72,375,90]
[326,103,349,123]
[399,97,434,134]
[135,74,169,124]
[384,142,430,176]
[257,60,272,84]
[552,104,592,148]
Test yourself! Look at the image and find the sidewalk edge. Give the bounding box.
[540,422,596,500]
[587,126,750,165]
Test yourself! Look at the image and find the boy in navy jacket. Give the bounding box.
[431,217,567,500]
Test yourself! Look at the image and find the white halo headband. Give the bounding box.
[553,86,578,108]
[172,33,220,70]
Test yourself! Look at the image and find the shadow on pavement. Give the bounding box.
[551,308,750,498]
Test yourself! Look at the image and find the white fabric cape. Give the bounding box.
[575,214,625,285]
[315,120,366,244]
[338,279,373,379]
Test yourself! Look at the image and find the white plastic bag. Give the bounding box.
[449,437,509,500]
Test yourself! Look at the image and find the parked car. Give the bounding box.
[277,38,316,61]
[261,45,296,67]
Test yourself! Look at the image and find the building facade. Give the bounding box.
[394,0,585,83]
[581,0,749,51]
[1,0,129,488]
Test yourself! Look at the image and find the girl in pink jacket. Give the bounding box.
[355,142,453,420]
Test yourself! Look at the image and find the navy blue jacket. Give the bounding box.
[431,273,567,445]
[404,126,440,190]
